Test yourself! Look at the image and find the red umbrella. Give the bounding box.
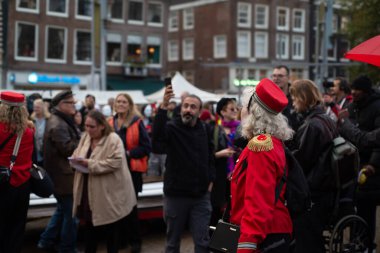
[344,35,380,67]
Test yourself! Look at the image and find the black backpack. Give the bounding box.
[275,147,312,218]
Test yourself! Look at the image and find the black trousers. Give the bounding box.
[119,206,141,249]
[0,180,30,253]
[260,233,291,253]
[83,219,121,253]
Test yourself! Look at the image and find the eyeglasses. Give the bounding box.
[62,101,76,105]
[271,74,287,79]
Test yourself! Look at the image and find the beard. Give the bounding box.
[181,113,196,126]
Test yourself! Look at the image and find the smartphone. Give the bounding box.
[164,77,172,87]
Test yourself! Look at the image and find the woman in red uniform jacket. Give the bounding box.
[0,91,34,253]
[230,79,294,253]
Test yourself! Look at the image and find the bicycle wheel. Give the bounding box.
[329,215,371,253]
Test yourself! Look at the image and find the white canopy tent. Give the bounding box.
[145,72,221,103]
[12,90,148,105]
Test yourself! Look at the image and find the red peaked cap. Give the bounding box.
[0,91,25,106]
[253,78,288,115]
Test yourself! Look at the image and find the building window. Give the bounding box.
[248,69,256,80]
[168,11,179,32]
[237,31,251,58]
[259,69,268,80]
[106,33,122,64]
[293,9,305,32]
[183,8,194,30]
[128,0,143,24]
[332,14,338,33]
[168,40,179,61]
[47,0,67,15]
[110,0,123,20]
[276,34,289,59]
[46,26,66,62]
[237,2,251,28]
[148,2,163,26]
[277,7,289,31]
[182,38,194,61]
[255,4,268,29]
[17,0,39,12]
[213,35,227,58]
[16,22,37,60]
[147,36,161,64]
[75,30,91,63]
[236,68,244,80]
[127,35,143,61]
[77,0,91,17]
[254,32,268,58]
[292,35,305,60]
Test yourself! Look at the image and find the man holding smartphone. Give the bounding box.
[152,84,215,253]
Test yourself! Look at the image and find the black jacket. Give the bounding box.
[290,106,338,195]
[343,91,380,192]
[152,109,215,197]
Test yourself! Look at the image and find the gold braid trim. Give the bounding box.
[247,134,273,152]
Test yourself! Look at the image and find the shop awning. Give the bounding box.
[107,76,163,95]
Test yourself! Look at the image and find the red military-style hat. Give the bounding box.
[0,91,25,106]
[253,78,288,115]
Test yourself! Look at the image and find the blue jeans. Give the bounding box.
[164,192,212,253]
[39,194,78,253]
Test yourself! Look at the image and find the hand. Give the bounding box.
[338,109,349,123]
[208,182,213,192]
[161,85,175,109]
[75,158,89,167]
[216,148,236,158]
[363,164,375,176]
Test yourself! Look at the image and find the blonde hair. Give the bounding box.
[0,104,29,134]
[30,99,51,120]
[114,93,142,127]
[289,79,323,110]
[241,87,294,141]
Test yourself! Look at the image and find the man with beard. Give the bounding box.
[152,84,215,253]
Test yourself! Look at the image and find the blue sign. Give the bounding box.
[28,73,80,85]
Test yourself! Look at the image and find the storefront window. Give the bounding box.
[47,27,66,61]
[110,0,123,20]
[16,23,37,59]
[75,31,91,62]
[128,1,143,22]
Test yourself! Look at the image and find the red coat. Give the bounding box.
[0,123,34,187]
[230,135,292,252]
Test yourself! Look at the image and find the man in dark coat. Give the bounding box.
[153,85,215,253]
[38,91,81,252]
[338,75,380,251]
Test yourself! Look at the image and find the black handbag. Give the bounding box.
[0,134,20,190]
[209,200,240,253]
[30,164,54,198]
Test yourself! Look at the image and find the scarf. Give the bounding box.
[222,120,240,173]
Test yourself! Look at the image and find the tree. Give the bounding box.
[340,0,380,84]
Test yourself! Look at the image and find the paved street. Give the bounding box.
[22,218,193,253]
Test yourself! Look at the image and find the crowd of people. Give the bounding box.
[0,65,380,253]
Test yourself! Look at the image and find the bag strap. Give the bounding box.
[9,134,22,171]
[0,133,15,151]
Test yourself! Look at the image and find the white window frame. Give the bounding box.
[182,38,194,61]
[276,7,289,31]
[237,2,252,28]
[255,4,268,29]
[45,25,67,63]
[213,35,227,59]
[108,0,124,23]
[73,29,92,65]
[127,0,144,25]
[168,40,179,62]
[75,0,92,20]
[147,1,164,27]
[146,36,162,66]
[168,11,179,32]
[292,35,305,60]
[46,0,68,17]
[293,9,305,32]
[237,31,251,58]
[254,32,268,59]
[276,33,289,59]
[15,21,38,62]
[183,8,194,30]
[16,0,40,14]
[106,33,122,66]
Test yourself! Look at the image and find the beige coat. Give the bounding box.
[72,132,137,226]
